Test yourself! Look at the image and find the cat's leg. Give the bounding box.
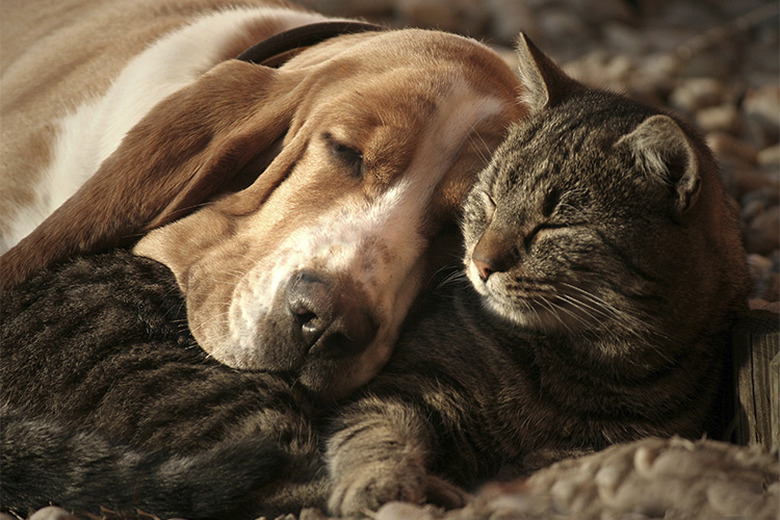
[521,447,595,472]
[325,396,468,517]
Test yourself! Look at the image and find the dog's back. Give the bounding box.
[2,0,189,241]
[0,0,303,248]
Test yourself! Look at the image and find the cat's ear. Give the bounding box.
[618,114,701,214]
[515,33,582,111]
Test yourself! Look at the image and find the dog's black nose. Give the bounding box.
[286,270,377,358]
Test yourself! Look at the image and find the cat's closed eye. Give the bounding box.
[546,188,590,223]
[541,188,561,218]
[479,190,496,221]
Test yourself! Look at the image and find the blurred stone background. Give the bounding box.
[297,0,780,309]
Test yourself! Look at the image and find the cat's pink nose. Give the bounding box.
[472,257,495,281]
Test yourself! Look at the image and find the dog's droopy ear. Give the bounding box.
[0,60,295,290]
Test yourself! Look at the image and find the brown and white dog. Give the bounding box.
[0,0,525,400]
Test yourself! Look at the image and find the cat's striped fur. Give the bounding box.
[0,252,326,519]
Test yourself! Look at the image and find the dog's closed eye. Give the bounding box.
[324,132,364,179]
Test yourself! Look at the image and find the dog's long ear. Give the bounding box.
[0,60,297,290]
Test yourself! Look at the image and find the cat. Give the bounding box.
[0,34,749,519]
[323,34,751,516]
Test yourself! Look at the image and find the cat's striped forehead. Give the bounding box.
[477,91,662,202]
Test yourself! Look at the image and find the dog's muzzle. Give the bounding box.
[249,268,381,376]
[285,270,378,359]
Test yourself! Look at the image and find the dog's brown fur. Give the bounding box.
[0,0,525,399]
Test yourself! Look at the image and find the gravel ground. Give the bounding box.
[7,2,779,520]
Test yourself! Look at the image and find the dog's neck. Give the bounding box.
[236,21,386,68]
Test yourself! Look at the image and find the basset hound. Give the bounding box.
[0,0,526,400]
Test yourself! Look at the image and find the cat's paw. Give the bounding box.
[522,448,593,472]
[328,463,468,518]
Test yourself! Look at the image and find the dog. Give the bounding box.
[0,0,525,400]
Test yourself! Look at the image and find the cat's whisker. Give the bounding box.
[557,293,620,324]
[555,294,602,324]
[560,283,672,344]
[434,270,471,291]
[186,304,234,339]
[559,281,646,328]
[467,129,492,166]
[183,339,204,352]
[565,294,646,339]
[561,284,631,320]
[548,296,596,332]
[534,293,577,334]
[162,300,187,322]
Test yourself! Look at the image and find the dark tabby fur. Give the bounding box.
[0,35,749,519]
[0,253,326,519]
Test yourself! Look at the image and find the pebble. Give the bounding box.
[707,132,759,166]
[731,166,778,200]
[487,0,542,44]
[562,51,635,93]
[627,53,679,103]
[28,507,79,520]
[312,0,395,18]
[375,502,441,520]
[748,253,773,275]
[696,104,743,135]
[654,2,723,29]
[741,186,779,214]
[743,84,780,147]
[751,300,780,313]
[602,22,649,56]
[396,0,489,36]
[758,144,780,167]
[537,8,597,61]
[744,205,780,257]
[749,271,780,304]
[298,508,331,520]
[670,77,732,113]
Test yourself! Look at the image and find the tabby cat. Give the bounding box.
[0,34,749,519]
[325,34,750,516]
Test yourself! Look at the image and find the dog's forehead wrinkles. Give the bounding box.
[400,76,508,200]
